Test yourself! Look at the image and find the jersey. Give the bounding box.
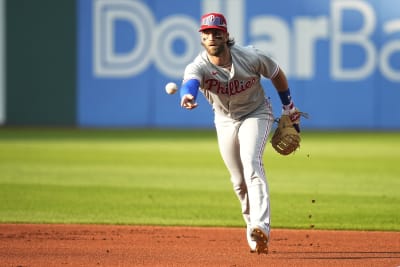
[183,45,279,120]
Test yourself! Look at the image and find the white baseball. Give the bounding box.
[165,82,178,95]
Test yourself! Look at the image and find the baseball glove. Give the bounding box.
[271,110,308,155]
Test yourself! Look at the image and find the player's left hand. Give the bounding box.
[282,103,300,122]
[271,109,308,155]
[282,102,309,132]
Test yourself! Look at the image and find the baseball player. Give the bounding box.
[180,13,299,254]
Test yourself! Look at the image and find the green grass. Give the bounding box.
[0,128,399,231]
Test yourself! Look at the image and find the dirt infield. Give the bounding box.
[1,224,399,267]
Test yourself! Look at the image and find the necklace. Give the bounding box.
[217,56,232,69]
[207,54,232,69]
[220,61,232,68]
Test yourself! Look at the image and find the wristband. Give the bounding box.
[278,89,292,106]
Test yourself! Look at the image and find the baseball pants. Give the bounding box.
[214,100,274,232]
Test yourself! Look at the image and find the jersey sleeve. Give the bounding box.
[253,47,280,79]
[183,61,203,84]
[181,60,204,100]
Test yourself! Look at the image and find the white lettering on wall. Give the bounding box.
[332,0,377,80]
[294,17,329,79]
[94,0,198,78]
[92,0,400,82]
[380,20,400,82]
[251,16,290,75]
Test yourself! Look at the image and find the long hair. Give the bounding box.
[227,37,235,47]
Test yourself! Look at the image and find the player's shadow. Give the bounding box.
[272,251,400,260]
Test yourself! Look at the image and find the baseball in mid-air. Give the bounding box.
[165,82,178,95]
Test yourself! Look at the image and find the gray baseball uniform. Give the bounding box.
[183,44,278,243]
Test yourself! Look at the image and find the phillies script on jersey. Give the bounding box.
[204,78,257,96]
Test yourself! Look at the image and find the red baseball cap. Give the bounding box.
[199,13,228,32]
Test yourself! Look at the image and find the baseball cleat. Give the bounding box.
[246,225,257,253]
[250,227,269,254]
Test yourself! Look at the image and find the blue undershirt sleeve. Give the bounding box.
[180,79,200,100]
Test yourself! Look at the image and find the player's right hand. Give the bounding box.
[181,94,198,110]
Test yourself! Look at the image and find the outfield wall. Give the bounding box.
[5,0,400,129]
[77,0,400,129]
[5,0,76,126]
[0,0,4,125]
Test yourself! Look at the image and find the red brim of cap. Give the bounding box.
[199,25,227,32]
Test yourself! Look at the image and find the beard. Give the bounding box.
[202,42,226,57]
